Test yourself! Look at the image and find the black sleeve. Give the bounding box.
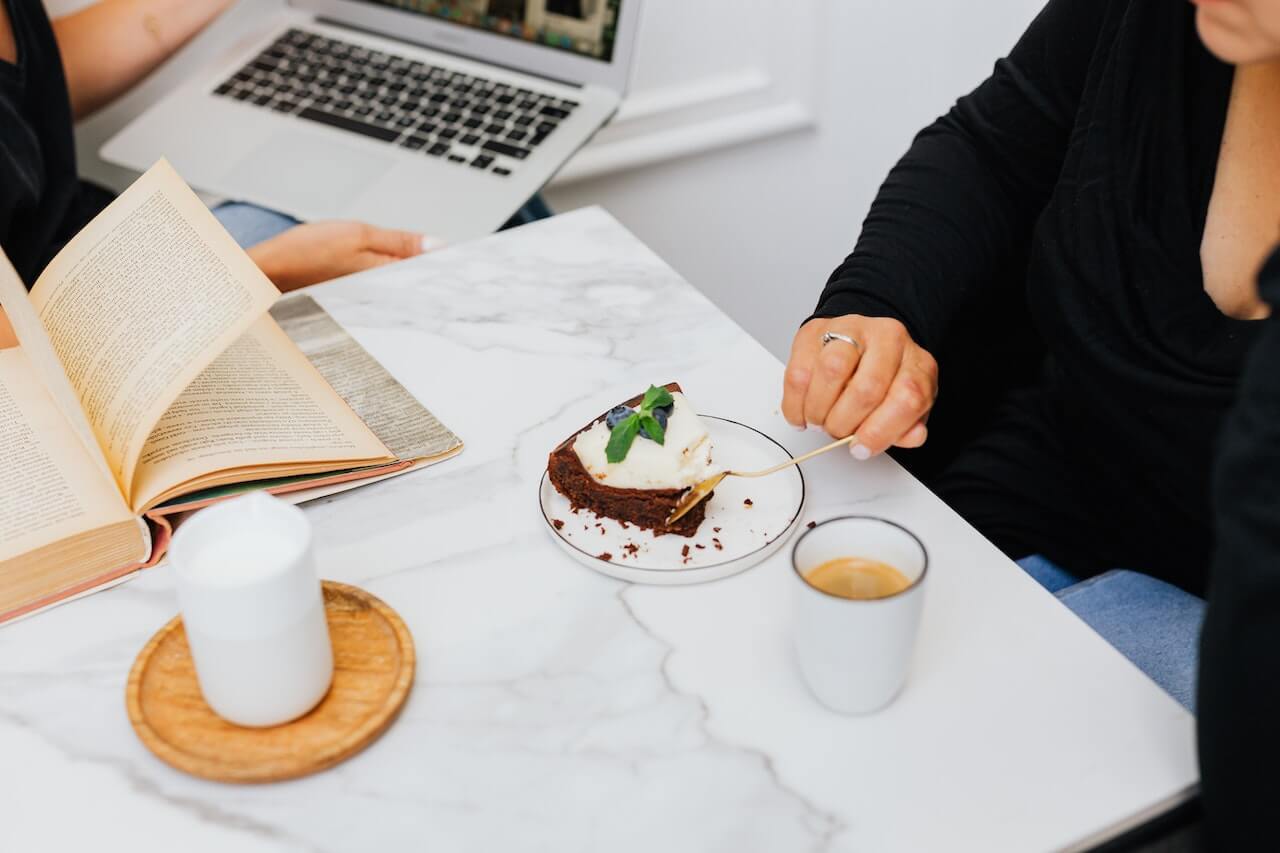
[1197,249,1280,847]
[811,0,1109,352]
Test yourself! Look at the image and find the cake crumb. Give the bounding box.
[552,519,565,530]
[806,521,817,529]
[624,543,640,555]
[681,545,690,558]
[598,552,613,561]
[744,498,754,507]
[620,521,630,529]
[695,544,706,550]
[713,527,722,533]
[712,538,723,551]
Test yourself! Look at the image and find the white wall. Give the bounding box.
[58,0,1044,358]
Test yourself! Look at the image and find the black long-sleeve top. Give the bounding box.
[1197,248,1280,848]
[812,0,1260,593]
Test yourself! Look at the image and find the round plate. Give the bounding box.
[540,416,806,585]
[126,581,414,784]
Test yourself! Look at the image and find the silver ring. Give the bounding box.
[821,331,861,351]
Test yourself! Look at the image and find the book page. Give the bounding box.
[27,160,278,499]
[0,249,116,490]
[130,315,394,513]
[271,295,463,461]
[0,349,134,562]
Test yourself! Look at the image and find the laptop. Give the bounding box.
[101,1,640,242]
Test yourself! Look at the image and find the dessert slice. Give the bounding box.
[548,383,714,537]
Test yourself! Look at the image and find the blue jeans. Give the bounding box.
[212,195,554,249]
[1017,556,1205,712]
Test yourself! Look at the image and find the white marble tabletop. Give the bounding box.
[0,209,1196,853]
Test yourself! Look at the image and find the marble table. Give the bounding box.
[0,209,1197,853]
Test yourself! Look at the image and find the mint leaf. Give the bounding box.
[641,385,674,412]
[606,415,641,463]
[638,414,666,445]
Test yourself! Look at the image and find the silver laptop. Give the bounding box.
[101,1,639,242]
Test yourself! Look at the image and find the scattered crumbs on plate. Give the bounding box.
[713,527,722,533]
[552,519,565,530]
[712,538,724,551]
[598,552,613,561]
[695,544,706,550]
[806,521,817,529]
[743,498,754,507]
[624,543,640,556]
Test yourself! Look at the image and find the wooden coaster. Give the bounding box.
[126,581,414,784]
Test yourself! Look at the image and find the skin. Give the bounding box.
[0,1,440,348]
[782,0,1280,457]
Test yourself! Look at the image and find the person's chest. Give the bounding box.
[1200,62,1280,322]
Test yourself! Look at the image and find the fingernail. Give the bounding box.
[421,236,447,253]
[850,443,872,461]
[791,422,807,432]
[807,425,825,433]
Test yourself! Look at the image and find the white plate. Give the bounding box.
[540,416,806,585]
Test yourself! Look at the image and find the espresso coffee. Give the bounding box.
[803,557,912,600]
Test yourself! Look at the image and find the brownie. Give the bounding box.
[547,383,711,537]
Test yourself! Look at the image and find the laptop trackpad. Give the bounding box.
[224,130,393,215]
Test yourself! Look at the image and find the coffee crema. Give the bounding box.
[803,557,912,600]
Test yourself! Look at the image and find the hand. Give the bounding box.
[781,316,938,459]
[248,221,444,292]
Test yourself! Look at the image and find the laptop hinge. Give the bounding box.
[314,16,585,90]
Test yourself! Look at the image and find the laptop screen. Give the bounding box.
[352,1,624,63]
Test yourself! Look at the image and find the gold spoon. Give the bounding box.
[666,434,857,525]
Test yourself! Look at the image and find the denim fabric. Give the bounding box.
[212,201,300,249]
[1017,556,1205,712]
[213,194,554,249]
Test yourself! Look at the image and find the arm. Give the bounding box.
[782,0,1113,447]
[813,0,1111,351]
[1197,249,1280,847]
[52,0,236,120]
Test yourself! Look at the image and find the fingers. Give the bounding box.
[358,224,432,259]
[848,350,938,456]
[820,320,905,438]
[782,321,826,428]
[802,318,866,428]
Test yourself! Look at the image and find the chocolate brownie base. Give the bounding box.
[547,383,711,537]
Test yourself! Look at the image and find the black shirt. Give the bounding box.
[812,0,1259,592]
[1197,248,1280,848]
[0,0,109,286]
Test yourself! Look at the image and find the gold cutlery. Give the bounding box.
[666,434,856,525]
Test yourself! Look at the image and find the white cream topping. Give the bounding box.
[573,392,713,489]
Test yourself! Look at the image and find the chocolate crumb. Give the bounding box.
[806,521,817,530]
[713,527,722,533]
[620,521,630,529]
[598,552,613,561]
[681,545,691,558]
[712,538,723,551]
[624,543,640,555]
[695,544,706,550]
[744,498,754,507]
[552,519,565,530]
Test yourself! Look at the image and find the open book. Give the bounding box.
[0,161,462,624]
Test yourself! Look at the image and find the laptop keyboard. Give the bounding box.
[213,28,580,178]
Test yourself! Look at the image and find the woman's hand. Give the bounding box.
[248,222,444,292]
[781,315,939,459]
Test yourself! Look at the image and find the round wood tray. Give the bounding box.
[126,580,414,783]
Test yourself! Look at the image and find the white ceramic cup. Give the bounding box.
[168,492,334,727]
[791,516,929,714]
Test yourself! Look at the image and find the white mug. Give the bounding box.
[791,516,929,714]
[168,492,334,727]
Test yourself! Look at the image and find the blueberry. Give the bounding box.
[640,405,671,441]
[606,405,634,429]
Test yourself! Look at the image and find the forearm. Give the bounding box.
[53,0,236,119]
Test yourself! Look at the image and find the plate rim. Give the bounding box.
[539,415,807,575]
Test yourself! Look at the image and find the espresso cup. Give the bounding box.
[790,516,929,714]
